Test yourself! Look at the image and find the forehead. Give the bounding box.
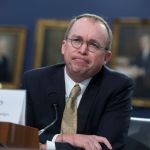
[68,18,108,41]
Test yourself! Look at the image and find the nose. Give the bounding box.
[78,42,88,55]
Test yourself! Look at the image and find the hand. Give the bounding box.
[39,143,46,150]
[56,134,112,150]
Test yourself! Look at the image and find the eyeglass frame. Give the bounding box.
[65,37,107,53]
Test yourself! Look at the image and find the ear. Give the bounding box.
[104,50,112,64]
[61,40,66,55]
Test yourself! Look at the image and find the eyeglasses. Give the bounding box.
[66,37,106,52]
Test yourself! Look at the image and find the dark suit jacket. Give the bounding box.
[131,52,150,98]
[21,64,134,150]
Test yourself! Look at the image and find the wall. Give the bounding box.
[0,0,150,117]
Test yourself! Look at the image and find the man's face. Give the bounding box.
[61,18,112,82]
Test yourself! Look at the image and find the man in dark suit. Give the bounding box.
[131,34,150,98]
[0,44,9,82]
[22,13,134,150]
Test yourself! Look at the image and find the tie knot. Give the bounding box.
[69,84,81,99]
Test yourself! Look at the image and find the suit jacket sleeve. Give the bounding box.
[21,71,57,143]
[97,78,134,150]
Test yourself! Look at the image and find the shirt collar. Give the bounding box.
[64,67,91,98]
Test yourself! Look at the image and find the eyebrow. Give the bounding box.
[71,35,100,42]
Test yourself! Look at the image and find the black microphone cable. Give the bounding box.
[38,104,58,136]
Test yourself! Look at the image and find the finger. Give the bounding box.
[93,141,102,150]
[41,144,46,150]
[83,142,92,150]
[89,136,102,150]
[81,136,95,150]
[88,141,96,150]
[96,136,112,150]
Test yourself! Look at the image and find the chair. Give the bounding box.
[123,117,150,150]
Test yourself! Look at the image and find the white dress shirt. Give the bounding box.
[46,67,91,150]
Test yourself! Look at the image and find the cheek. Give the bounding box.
[91,53,105,65]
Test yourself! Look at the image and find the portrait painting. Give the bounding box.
[112,18,150,107]
[34,19,69,68]
[0,27,26,89]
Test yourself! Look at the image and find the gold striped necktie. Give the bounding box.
[61,84,81,134]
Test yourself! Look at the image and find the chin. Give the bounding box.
[73,65,86,71]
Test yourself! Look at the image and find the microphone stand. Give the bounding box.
[38,104,58,136]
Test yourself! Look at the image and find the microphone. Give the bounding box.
[38,104,58,136]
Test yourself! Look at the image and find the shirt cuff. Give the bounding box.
[52,134,59,142]
[46,140,56,150]
[46,134,60,150]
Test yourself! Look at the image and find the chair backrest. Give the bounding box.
[123,117,150,150]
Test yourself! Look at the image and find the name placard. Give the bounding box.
[0,89,26,125]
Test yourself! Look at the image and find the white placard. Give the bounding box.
[0,89,26,125]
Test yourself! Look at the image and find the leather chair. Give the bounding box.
[123,117,150,150]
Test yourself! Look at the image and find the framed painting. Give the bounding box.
[34,19,69,68]
[112,18,150,107]
[0,26,26,89]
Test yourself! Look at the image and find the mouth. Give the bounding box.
[73,57,89,65]
[74,58,86,62]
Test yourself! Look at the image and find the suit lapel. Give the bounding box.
[77,67,105,132]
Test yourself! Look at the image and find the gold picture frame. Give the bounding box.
[0,26,26,89]
[34,19,69,68]
[112,18,150,108]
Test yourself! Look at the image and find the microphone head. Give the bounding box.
[52,103,57,108]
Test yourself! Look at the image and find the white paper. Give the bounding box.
[0,89,26,125]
